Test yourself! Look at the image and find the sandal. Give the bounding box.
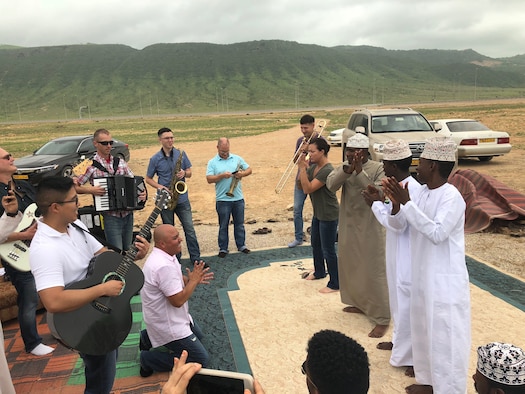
[252,227,272,235]
[301,271,314,279]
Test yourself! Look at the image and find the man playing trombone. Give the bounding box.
[288,114,320,248]
[206,137,252,258]
[146,127,203,265]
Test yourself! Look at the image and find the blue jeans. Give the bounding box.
[102,213,133,252]
[310,217,339,290]
[80,349,117,394]
[216,199,247,253]
[140,322,209,372]
[161,201,201,262]
[293,185,307,242]
[3,265,41,352]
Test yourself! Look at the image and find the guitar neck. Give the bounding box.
[118,205,162,273]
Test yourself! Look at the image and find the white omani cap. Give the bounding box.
[420,136,456,162]
[383,139,412,161]
[346,133,369,149]
[477,342,525,386]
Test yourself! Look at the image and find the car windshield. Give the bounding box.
[371,114,434,133]
[35,140,80,155]
[446,121,490,132]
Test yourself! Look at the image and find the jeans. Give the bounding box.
[80,349,117,394]
[293,185,307,242]
[140,322,209,372]
[102,213,133,252]
[161,200,201,262]
[310,217,339,290]
[3,264,41,352]
[216,199,247,253]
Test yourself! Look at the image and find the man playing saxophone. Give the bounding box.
[146,127,204,264]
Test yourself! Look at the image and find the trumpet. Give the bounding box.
[226,162,242,197]
[274,120,326,194]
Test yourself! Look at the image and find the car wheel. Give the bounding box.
[478,156,493,162]
[61,165,73,177]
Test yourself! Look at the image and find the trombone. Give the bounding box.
[274,120,326,194]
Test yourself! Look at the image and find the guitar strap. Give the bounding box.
[70,222,123,255]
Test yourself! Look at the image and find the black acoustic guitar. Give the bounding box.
[47,189,170,355]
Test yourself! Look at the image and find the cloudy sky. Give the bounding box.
[2,0,524,58]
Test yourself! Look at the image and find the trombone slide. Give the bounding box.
[274,120,326,194]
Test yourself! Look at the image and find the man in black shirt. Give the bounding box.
[0,147,53,356]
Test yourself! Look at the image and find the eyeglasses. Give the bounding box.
[97,140,114,146]
[51,196,79,206]
[1,153,13,160]
[301,361,318,390]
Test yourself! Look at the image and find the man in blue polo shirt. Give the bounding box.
[146,127,203,264]
[206,137,252,258]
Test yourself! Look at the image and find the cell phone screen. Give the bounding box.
[187,374,244,394]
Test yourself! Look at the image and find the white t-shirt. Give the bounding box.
[140,247,193,348]
[30,219,103,291]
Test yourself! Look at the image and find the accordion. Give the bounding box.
[93,176,147,212]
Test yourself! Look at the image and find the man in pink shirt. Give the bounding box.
[139,224,214,377]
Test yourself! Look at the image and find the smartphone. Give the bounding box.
[187,368,254,394]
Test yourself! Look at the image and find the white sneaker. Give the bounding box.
[30,343,55,356]
[288,239,303,248]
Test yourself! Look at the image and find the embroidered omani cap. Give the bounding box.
[346,133,369,149]
[382,139,412,161]
[477,342,525,386]
[420,136,457,162]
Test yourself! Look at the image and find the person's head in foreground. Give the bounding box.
[304,330,370,394]
[473,342,525,394]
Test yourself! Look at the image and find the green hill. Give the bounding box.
[0,40,524,121]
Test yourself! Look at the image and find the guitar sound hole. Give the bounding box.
[102,272,126,295]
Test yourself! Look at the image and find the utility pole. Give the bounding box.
[79,106,88,119]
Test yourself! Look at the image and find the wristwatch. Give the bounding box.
[5,211,18,217]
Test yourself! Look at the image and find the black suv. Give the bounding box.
[13,135,131,185]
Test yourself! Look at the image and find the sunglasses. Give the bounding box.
[97,140,114,146]
[1,153,13,160]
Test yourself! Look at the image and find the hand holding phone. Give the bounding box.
[2,181,19,215]
[162,350,259,394]
[187,368,254,394]
[162,350,203,394]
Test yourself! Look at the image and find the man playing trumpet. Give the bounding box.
[206,137,252,258]
[146,127,203,265]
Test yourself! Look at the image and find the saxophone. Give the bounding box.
[167,149,188,210]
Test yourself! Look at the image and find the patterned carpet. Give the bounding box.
[3,245,524,393]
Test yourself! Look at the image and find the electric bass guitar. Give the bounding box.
[0,203,38,272]
[47,189,170,355]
